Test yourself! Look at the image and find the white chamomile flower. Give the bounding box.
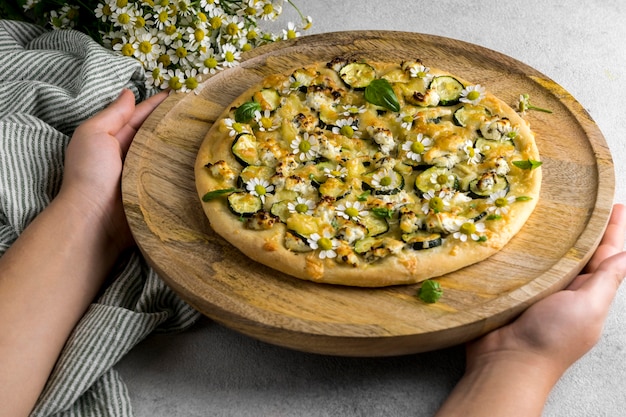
[463,140,482,165]
[224,118,249,137]
[162,68,186,91]
[283,22,300,40]
[246,177,274,204]
[429,169,455,191]
[307,231,339,259]
[288,197,316,215]
[254,109,280,132]
[291,133,318,161]
[133,29,162,63]
[332,117,359,138]
[398,113,414,130]
[487,190,516,216]
[371,168,402,192]
[421,189,451,214]
[502,124,520,141]
[453,219,486,242]
[336,201,368,221]
[460,84,486,105]
[258,1,283,21]
[198,49,221,75]
[342,104,366,116]
[402,133,433,163]
[408,64,433,83]
[323,164,348,179]
[221,43,241,67]
[145,62,166,89]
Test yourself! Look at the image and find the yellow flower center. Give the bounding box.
[495,197,509,208]
[204,57,218,69]
[345,207,359,218]
[168,76,182,90]
[254,184,267,196]
[224,51,235,62]
[175,46,187,59]
[286,29,297,39]
[298,140,311,153]
[194,28,205,41]
[429,197,444,212]
[158,54,171,67]
[467,90,481,101]
[295,203,309,213]
[410,141,424,154]
[263,4,274,15]
[185,77,198,90]
[118,13,130,25]
[260,117,273,129]
[135,16,146,28]
[121,43,135,57]
[139,40,153,54]
[460,222,476,235]
[318,237,333,251]
[379,176,392,187]
[227,22,240,36]
[436,174,449,185]
[210,16,222,29]
[158,10,169,23]
[339,125,354,138]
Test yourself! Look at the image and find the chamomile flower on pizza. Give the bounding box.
[194,57,541,287]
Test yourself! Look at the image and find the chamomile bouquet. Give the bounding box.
[4,0,312,92]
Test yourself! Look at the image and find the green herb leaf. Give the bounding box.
[417,279,443,304]
[202,188,238,202]
[486,214,503,221]
[512,159,542,170]
[364,79,400,112]
[372,207,393,219]
[357,190,371,201]
[234,101,261,123]
[516,196,533,202]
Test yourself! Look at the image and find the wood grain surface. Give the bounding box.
[121,31,614,356]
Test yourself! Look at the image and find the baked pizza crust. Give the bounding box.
[195,59,541,287]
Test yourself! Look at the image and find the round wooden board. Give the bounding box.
[122,31,614,357]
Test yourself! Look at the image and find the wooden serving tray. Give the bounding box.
[122,31,614,356]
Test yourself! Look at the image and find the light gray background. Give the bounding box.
[117,1,626,415]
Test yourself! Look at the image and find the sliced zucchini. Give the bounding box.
[402,230,443,250]
[253,88,281,111]
[283,230,313,252]
[310,160,337,185]
[339,62,377,89]
[415,166,458,194]
[238,165,274,188]
[231,133,259,166]
[362,169,405,195]
[318,177,350,199]
[360,213,389,237]
[227,192,263,217]
[468,172,509,198]
[269,200,291,222]
[353,236,383,254]
[429,76,464,106]
[453,105,490,127]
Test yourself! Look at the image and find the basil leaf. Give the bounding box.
[516,196,533,202]
[202,188,238,202]
[372,207,393,219]
[512,159,542,170]
[364,79,400,112]
[234,101,261,123]
[357,190,371,201]
[417,279,443,304]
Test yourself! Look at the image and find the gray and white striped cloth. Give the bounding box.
[0,20,201,416]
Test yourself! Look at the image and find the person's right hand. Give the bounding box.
[467,203,626,379]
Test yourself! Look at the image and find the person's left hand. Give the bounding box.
[59,89,168,252]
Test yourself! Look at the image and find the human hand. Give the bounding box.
[466,203,626,379]
[59,89,168,253]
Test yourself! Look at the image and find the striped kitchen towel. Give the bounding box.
[0,19,201,416]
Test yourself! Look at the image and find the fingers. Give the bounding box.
[585,204,626,273]
[115,90,169,153]
[576,251,626,316]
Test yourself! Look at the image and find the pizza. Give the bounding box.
[194,57,542,287]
